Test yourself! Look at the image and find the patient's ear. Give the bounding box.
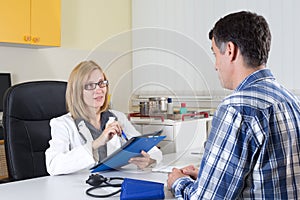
[226,41,238,61]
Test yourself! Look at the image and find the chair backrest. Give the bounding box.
[3,81,67,181]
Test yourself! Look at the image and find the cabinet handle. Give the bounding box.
[181,111,209,121]
[23,35,31,42]
[32,37,40,43]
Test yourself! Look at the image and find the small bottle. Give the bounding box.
[106,117,115,128]
[179,102,187,114]
[167,97,173,114]
[140,101,149,115]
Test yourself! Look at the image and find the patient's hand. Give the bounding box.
[167,168,188,189]
[128,150,156,170]
[181,165,199,180]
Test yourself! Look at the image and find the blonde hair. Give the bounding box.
[66,60,109,120]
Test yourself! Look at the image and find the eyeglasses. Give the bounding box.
[84,80,109,90]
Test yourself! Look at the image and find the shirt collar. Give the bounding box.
[235,68,275,91]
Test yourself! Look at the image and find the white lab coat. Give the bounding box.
[45,110,162,175]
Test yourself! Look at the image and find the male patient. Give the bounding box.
[167,11,300,199]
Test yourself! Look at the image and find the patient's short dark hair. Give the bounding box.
[209,11,271,68]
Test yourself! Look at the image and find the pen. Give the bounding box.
[191,152,202,155]
[121,130,129,141]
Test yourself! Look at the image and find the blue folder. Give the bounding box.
[90,130,165,172]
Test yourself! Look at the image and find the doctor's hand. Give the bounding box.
[92,121,122,150]
[128,150,156,170]
[167,167,189,190]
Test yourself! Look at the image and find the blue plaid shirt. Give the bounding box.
[172,69,300,199]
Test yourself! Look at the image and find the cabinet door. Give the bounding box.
[0,0,31,44]
[31,0,60,46]
[174,119,208,153]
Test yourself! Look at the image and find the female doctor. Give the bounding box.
[45,60,162,175]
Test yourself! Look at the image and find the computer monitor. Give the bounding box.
[0,73,12,112]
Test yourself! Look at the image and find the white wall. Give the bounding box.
[2,0,299,113]
[131,0,300,104]
[0,46,86,83]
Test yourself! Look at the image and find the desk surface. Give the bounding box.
[0,168,172,199]
[0,150,203,199]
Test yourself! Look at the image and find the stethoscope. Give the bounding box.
[85,173,124,198]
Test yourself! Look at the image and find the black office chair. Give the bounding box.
[2,81,67,181]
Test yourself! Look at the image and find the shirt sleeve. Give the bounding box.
[172,104,259,199]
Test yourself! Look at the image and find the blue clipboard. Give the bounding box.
[90,130,165,172]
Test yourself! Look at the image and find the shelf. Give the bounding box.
[128,111,209,122]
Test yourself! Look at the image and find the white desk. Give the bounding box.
[0,151,203,199]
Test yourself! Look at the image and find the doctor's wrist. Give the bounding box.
[148,158,157,168]
[92,139,105,150]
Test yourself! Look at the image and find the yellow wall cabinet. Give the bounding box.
[0,0,60,47]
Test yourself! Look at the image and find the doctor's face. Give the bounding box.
[83,69,108,111]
